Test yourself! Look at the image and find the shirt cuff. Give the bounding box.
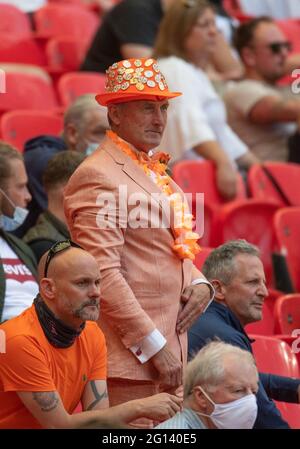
[191,278,215,312]
[129,329,166,364]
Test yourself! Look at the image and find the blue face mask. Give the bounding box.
[0,189,29,232]
[85,142,100,156]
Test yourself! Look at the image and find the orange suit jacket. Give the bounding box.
[64,136,202,381]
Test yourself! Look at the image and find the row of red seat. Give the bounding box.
[0,70,105,116]
[173,160,300,291]
[0,2,100,42]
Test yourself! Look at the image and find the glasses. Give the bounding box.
[267,41,292,54]
[44,239,82,278]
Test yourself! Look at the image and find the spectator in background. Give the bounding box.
[81,0,174,73]
[0,242,183,428]
[156,341,259,429]
[154,0,258,200]
[17,94,109,237]
[188,239,300,428]
[80,0,242,82]
[0,142,38,323]
[23,151,85,262]
[224,17,300,162]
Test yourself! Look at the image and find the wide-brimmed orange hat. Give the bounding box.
[96,58,181,106]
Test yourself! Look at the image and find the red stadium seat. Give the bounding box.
[248,163,300,207]
[250,334,300,428]
[251,334,299,376]
[274,207,300,292]
[57,72,106,107]
[0,110,63,152]
[0,4,32,41]
[214,199,279,285]
[172,160,246,207]
[46,37,88,72]
[0,36,47,66]
[194,247,213,271]
[34,4,100,44]
[0,72,59,116]
[274,294,300,335]
[172,161,246,247]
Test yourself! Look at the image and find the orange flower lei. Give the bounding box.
[107,130,201,260]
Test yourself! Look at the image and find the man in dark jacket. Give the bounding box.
[0,142,38,323]
[188,239,300,429]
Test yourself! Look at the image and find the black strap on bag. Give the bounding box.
[261,165,291,206]
[288,131,300,164]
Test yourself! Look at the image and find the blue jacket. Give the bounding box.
[188,301,300,429]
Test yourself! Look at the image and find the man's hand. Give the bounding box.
[177,283,211,334]
[216,163,238,201]
[136,391,183,422]
[151,346,183,389]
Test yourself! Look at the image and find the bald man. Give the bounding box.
[0,240,182,429]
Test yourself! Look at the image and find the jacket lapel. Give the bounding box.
[102,137,179,238]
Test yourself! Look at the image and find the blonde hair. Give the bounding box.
[154,0,212,60]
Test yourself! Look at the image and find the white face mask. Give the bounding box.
[196,387,258,429]
[0,189,29,231]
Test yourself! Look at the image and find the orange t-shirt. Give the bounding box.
[0,304,107,429]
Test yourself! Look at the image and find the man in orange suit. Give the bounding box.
[64,58,214,428]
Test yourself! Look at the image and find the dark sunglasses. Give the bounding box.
[268,41,292,54]
[44,239,82,278]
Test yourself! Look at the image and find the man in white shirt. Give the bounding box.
[224,17,300,162]
[0,142,38,322]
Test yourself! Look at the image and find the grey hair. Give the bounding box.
[0,142,23,189]
[202,239,260,285]
[184,341,256,398]
[63,93,105,132]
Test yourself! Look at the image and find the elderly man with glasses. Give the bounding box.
[0,241,183,429]
[223,16,300,163]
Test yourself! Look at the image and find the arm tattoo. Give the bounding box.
[86,381,108,411]
[32,392,59,412]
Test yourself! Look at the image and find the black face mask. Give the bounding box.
[34,295,85,348]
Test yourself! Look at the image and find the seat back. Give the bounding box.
[1,110,63,152]
[214,199,279,285]
[0,37,47,66]
[172,160,246,207]
[0,72,59,116]
[251,334,299,376]
[57,72,106,107]
[248,163,300,206]
[0,4,32,40]
[250,334,300,428]
[46,37,88,71]
[274,207,300,292]
[34,4,99,43]
[274,294,300,334]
